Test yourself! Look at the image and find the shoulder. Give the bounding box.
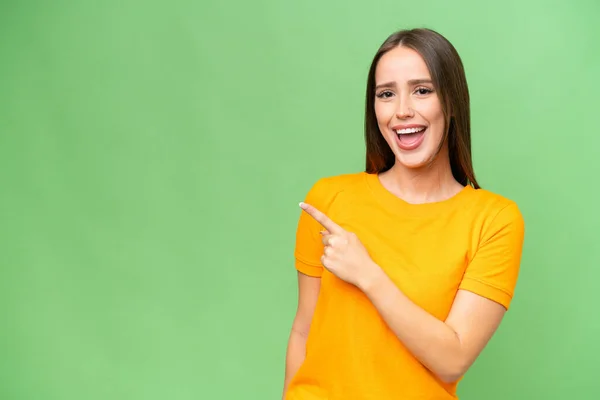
[469,188,522,216]
[310,171,365,192]
[465,187,525,237]
[303,171,366,209]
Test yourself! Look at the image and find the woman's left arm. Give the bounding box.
[359,271,506,383]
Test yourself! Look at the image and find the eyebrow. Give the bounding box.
[375,79,433,90]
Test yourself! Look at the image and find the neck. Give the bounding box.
[380,154,464,204]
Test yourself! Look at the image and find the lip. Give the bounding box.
[391,123,427,131]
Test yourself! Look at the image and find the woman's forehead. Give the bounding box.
[375,47,431,82]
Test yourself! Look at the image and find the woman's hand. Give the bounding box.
[299,202,383,289]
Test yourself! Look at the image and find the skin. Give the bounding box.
[283,45,506,396]
[282,272,320,398]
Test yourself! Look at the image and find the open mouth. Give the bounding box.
[395,126,426,150]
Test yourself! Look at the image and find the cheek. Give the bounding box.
[374,102,393,125]
[432,115,446,139]
[423,104,445,140]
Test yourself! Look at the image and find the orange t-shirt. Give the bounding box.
[285,171,525,400]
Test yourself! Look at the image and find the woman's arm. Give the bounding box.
[282,272,321,398]
[360,271,506,383]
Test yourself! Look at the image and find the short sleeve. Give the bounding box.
[459,203,525,310]
[294,178,337,277]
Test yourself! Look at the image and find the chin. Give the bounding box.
[395,158,430,170]
[393,149,435,170]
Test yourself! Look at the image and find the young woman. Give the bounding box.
[282,28,525,399]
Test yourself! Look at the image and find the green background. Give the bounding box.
[1,0,599,399]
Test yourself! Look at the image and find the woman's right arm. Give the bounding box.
[282,271,321,399]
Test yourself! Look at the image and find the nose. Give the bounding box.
[395,95,414,119]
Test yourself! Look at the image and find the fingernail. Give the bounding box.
[299,202,307,209]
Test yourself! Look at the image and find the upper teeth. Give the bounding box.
[396,127,425,134]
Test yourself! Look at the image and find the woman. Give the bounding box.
[282,28,525,400]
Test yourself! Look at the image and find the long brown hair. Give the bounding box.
[364,28,480,188]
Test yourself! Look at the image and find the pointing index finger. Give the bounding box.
[299,202,343,234]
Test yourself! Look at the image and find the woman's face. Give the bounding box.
[374,46,447,170]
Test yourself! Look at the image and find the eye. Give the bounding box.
[376,90,394,99]
[415,87,434,95]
